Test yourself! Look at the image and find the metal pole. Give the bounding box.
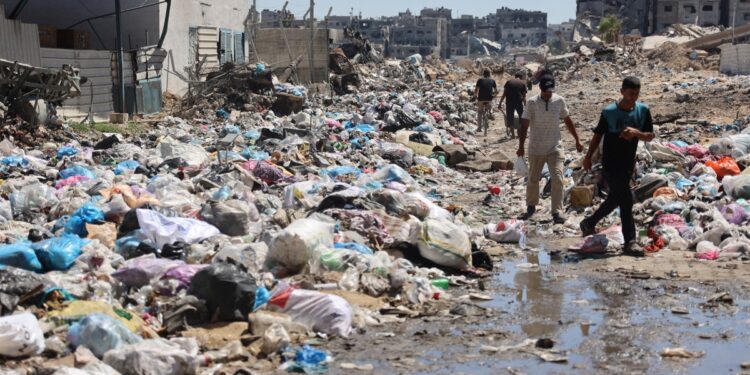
[115,0,126,114]
[732,0,738,44]
[309,0,315,83]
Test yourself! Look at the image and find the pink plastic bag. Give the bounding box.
[55,175,89,189]
[161,264,208,289]
[721,203,748,225]
[112,256,185,287]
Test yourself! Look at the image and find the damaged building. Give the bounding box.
[496,7,548,47]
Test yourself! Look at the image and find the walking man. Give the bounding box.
[517,76,583,224]
[580,77,655,256]
[474,69,497,136]
[499,72,527,139]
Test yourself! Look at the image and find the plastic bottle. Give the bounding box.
[431,278,449,290]
[519,233,527,249]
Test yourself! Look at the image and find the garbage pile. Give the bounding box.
[0,53,509,375]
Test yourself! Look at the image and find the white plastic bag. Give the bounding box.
[136,209,220,249]
[484,220,526,244]
[0,312,45,358]
[103,338,200,375]
[514,157,528,177]
[268,218,335,274]
[268,286,353,337]
[415,219,472,270]
[260,323,291,355]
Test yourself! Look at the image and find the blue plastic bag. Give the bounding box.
[286,346,330,373]
[253,286,270,311]
[60,166,95,180]
[32,234,87,271]
[216,108,230,119]
[68,313,142,358]
[1,156,28,168]
[0,241,42,272]
[413,124,434,133]
[212,186,232,201]
[244,130,261,140]
[56,146,78,158]
[64,204,104,237]
[241,148,270,161]
[114,160,140,175]
[334,242,374,255]
[255,63,266,74]
[321,166,361,180]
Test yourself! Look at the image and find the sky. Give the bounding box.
[260,0,577,24]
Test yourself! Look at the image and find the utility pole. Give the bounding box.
[309,0,315,83]
[732,0,738,44]
[115,0,125,114]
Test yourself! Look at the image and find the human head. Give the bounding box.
[539,76,555,99]
[483,69,491,78]
[515,72,524,79]
[621,76,641,103]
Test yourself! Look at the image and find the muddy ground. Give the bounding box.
[317,70,750,375]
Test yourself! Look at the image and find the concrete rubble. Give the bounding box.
[0,21,748,375]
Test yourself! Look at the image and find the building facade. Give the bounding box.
[389,16,448,59]
[496,7,548,47]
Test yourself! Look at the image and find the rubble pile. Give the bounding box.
[0,24,747,374]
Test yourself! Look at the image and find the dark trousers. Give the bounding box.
[505,102,523,129]
[586,170,636,243]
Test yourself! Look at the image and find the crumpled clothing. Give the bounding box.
[655,213,687,231]
[55,175,89,189]
[644,228,666,253]
[244,160,290,185]
[323,209,392,247]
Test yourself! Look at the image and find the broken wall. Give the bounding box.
[250,28,329,83]
[719,43,750,75]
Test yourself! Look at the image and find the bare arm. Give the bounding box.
[582,132,603,171]
[564,116,583,150]
[621,127,655,142]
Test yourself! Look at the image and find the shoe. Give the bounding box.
[552,213,567,224]
[580,218,596,236]
[518,206,536,220]
[623,242,645,257]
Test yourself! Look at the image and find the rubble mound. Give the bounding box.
[646,42,700,71]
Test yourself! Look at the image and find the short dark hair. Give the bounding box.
[515,72,524,79]
[622,76,641,90]
[483,69,491,77]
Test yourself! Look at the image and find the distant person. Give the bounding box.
[474,69,498,136]
[580,77,655,257]
[517,76,583,224]
[499,72,528,139]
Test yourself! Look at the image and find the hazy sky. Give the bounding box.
[259,0,577,24]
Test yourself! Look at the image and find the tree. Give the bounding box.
[598,16,622,43]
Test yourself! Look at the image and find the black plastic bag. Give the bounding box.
[190,263,257,322]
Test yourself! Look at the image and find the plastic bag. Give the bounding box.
[199,200,262,237]
[103,338,200,375]
[333,242,374,255]
[136,209,220,249]
[696,241,720,260]
[68,313,142,358]
[514,157,528,177]
[60,165,95,180]
[0,312,45,357]
[0,267,52,314]
[190,263,257,322]
[112,255,185,288]
[1,155,28,168]
[380,142,414,166]
[268,218,335,274]
[720,203,748,225]
[114,160,140,175]
[158,264,207,293]
[268,286,352,337]
[320,166,361,181]
[722,175,750,199]
[706,157,740,180]
[64,203,105,237]
[0,241,42,272]
[371,164,416,186]
[283,345,331,374]
[32,234,87,271]
[415,219,472,270]
[10,183,59,216]
[260,323,290,355]
[484,220,526,244]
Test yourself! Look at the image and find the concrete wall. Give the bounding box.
[720,42,750,74]
[158,0,249,95]
[0,3,41,65]
[250,28,329,83]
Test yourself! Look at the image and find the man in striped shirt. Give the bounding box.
[517,76,583,224]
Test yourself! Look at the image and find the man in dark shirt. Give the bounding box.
[499,72,528,139]
[474,69,497,136]
[580,77,655,256]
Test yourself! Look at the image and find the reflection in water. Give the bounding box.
[513,251,564,338]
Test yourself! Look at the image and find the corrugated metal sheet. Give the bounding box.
[40,48,125,120]
[0,4,42,66]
